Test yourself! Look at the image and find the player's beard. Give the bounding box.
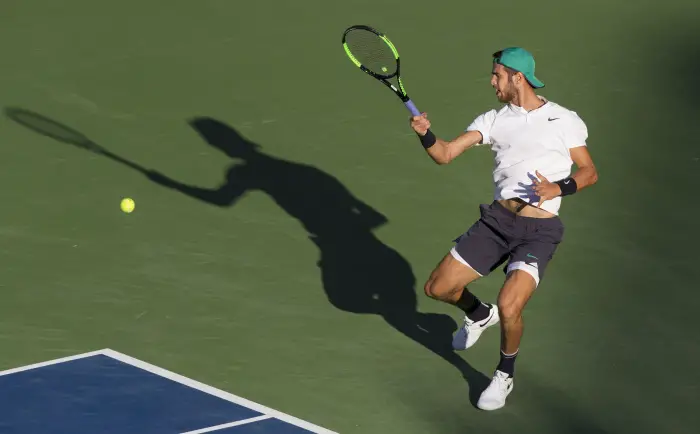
[496,84,516,103]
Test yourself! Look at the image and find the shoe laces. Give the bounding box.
[492,371,511,391]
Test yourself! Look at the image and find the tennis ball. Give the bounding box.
[120,198,135,213]
[381,66,388,72]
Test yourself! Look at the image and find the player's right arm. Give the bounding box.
[146,168,246,207]
[410,114,483,165]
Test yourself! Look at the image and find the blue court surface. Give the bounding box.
[0,349,336,434]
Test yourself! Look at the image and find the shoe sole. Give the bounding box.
[477,385,513,411]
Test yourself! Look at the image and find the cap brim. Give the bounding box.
[527,75,545,88]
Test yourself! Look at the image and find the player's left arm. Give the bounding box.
[532,146,598,207]
[568,145,599,191]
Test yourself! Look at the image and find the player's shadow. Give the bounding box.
[148,117,491,404]
[3,108,491,406]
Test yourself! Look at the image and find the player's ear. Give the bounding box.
[514,71,524,86]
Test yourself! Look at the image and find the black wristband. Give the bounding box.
[555,177,577,196]
[418,129,437,149]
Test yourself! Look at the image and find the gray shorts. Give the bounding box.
[450,201,564,286]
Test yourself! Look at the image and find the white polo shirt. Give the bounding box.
[466,96,588,216]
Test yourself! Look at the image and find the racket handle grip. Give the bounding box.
[404,99,421,117]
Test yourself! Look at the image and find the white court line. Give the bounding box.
[0,349,337,433]
[0,349,107,377]
[101,349,337,434]
[179,415,273,434]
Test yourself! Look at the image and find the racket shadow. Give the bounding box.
[4,107,149,174]
[5,107,91,146]
[151,116,491,406]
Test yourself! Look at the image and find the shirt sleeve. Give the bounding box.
[564,112,588,149]
[465,109,497,145]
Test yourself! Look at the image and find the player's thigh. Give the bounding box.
[499,219,564,318]
[424,252,482,298]
[425,218,509,299]
[497,270,538,320]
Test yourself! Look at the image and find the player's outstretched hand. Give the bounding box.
[410,112,431,136]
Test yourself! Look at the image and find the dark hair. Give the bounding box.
[492,51,519,78]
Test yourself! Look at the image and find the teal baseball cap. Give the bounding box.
[493,47,545,89]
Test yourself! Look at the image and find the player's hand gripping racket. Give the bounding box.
[342,25,422,117]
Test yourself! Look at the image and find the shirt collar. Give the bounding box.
[509,95,549,114]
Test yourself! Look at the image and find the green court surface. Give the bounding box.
[1,0,699,432]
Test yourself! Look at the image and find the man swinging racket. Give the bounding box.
[410,47,599,410]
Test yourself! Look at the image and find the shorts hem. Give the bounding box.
[506,261,540,287]
[450,247,484,277]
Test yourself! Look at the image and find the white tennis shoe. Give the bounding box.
[451,303,500,350]
[477,370,513,411]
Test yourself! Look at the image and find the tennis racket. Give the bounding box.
[342,25,421,117]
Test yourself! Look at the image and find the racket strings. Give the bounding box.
[344,30,397,77]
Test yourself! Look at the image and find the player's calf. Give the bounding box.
[477,272,537,411]
[496,270,536,358]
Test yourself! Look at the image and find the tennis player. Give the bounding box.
[410,47,598,410]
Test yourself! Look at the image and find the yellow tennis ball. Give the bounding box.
[381,66,388,72]
[120,198,135,213]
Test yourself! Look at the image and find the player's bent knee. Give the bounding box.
[424,277,458,301]
[497,300,522,321]
[424,252,481,301]
[423,279,435,298]
[424,278,442,299]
